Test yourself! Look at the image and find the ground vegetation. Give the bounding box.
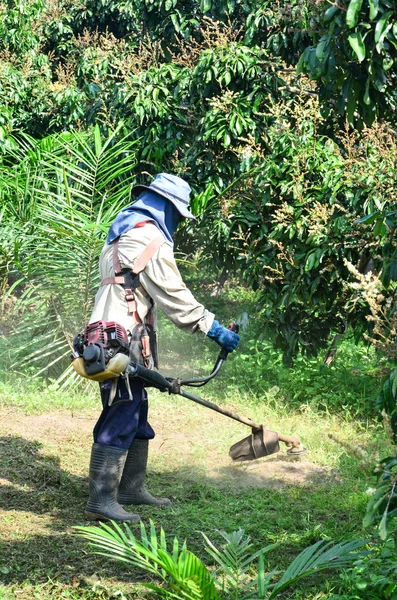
[0,303,395,599]
[1,0,397,598]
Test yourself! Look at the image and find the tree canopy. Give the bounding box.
[1,0,397,364]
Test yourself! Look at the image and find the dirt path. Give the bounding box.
[0,402,356,599]
[0,404,336,490]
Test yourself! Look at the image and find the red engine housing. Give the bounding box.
[84,320,129,348]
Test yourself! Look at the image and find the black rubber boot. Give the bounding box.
[118,439,171,506]
[85,443,141,521]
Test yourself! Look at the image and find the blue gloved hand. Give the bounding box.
[207,320,240,352]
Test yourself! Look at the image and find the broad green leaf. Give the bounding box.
[200,0,212,12]
[227,0,235,13]
[356,211,380,223]
[373,218,386,237]
[364,76,371,104]
[382,457,397,470]
[376,21,393,52]
[346,0,363,28]
[363,484,390,526]
[369,0,379,19]
[316,39,328,61]
[348,32,366,62]
[324,5,339,23]
[379,508,389,540]
[223,132,231,146]
[223,71,232,86]
[389,258,397,281]
[375,10,393,43]
[305,250,323,271]
[170,11,180,32]
[391,371,397,398]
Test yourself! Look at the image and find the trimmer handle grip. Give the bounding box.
[219,322,240,361]
[127,362,172,391]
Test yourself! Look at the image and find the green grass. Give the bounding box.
[0,378,388,599]
[0,281,393,599]
[0,407,374,599]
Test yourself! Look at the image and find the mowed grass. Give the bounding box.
[0,392,382,600]
[0,285,390,599]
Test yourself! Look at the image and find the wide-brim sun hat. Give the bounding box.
[131,173,196,219]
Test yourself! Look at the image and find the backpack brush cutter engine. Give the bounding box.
[71,321,131,382]
[127,323,307,461]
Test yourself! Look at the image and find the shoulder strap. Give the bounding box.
[101,235,166,322]
[103,234,166,283]
[132,236,166,274]
[112,237,122,274]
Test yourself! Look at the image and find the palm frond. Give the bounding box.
[75,520,220,600]
[75,523,368,600]
[2,126,139,382]
[202,529,277,599]
[267,538,367,599]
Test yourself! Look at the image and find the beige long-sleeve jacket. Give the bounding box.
[89,223,215,338]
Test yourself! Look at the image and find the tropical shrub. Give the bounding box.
[0,125,138,382]
[1,0,397,366]
[189,104,397,362]
[76,520,365,600]
[332,538,397,600]
[299,0,397,126]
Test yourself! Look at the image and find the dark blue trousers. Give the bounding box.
[93,377,155,449]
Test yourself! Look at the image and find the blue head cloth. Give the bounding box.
[106,191,182,245]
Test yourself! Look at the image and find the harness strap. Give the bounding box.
[124,289,139,318]
[102,235,165,286]
[132,237,166,274]
[112,237,122,274]
[102,275,125,285]
[101,234,166,323]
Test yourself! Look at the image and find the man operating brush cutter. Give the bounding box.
[72,173,240,522]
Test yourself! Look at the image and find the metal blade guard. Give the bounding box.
[229,426,280,461]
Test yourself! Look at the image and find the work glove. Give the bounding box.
[207,319,240,353]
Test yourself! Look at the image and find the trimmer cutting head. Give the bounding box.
[229,426,307,461]
[229,427,280,461]
[286,444,307,456]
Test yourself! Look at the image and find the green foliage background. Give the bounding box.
[1,0,397,553]
[1,0,397,362]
